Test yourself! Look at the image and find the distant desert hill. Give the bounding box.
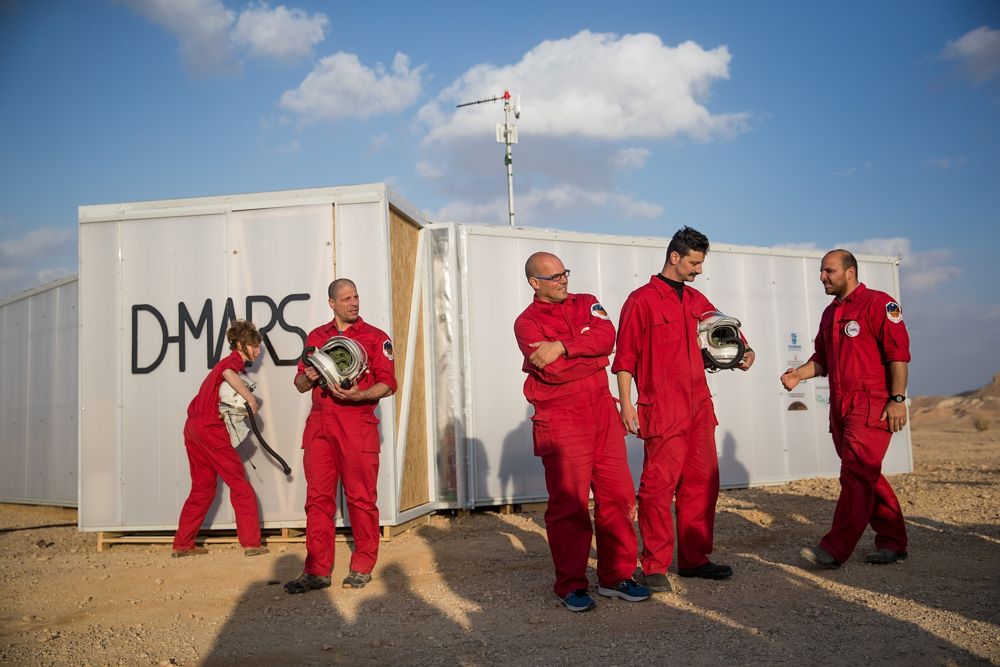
[911,372,1000,429]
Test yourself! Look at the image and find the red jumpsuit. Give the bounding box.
[612,276,740,574]
[299,317,397,577]
[174,350,262,550]
[514,293,639,597]
[809,283,910,562]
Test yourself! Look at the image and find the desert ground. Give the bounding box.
[1,379,998,666]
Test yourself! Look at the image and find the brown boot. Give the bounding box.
[171,546,209,558]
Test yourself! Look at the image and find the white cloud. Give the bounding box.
[280,52,425,122]
[368,133,390,155]
[940,25,1000,85]
[0,227,77,299]
[418,30,750,143]
[613,147,651,170]
[119,0,236,74]
[120,0,327,73]
[432,184,662,225]
[416,161,444,180]
[231,2,328,61]
[0,227,76,265]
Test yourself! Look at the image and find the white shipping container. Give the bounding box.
[0,276,79,506]
[424,223,912,507]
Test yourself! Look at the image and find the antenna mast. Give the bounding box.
[456,90,520,227]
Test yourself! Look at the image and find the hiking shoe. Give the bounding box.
[800,545,841,569]
[283,573,332,595]
[171,546,208,558]
[678,561,734,579]
[598,579,651,602]
[244,546,269,557]
[558,588,596,613]
[864,548,908,565]
[641,572,673,593]
[342,570,373,589]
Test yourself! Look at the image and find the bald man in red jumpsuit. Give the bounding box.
[515,251,650,613]
[783,249,910,568]
[614,227,755,592]
[284,278,397,594]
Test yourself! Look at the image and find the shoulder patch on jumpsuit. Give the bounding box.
[590,302,609,320]
[885,301,903,323]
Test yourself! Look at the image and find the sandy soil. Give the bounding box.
[1,414,998,666]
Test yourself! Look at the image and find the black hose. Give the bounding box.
[244,402,292,475]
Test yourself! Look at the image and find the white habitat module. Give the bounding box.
[78,184,436,533]
[423,223,912,507]
[1,182,913,534]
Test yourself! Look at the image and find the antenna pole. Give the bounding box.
[502,92,515,227]
[456,89,520,228]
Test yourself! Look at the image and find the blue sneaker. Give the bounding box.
[598,579,652,602]
[559,588,597,612]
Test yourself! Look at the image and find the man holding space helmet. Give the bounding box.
[613,226,755,592]
[284,278,397,594]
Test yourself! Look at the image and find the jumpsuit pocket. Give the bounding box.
[531,412,556,457]
[864,394,892,432]
[356,413,382,453]
[652,312,681,343]
[636,396,659,440]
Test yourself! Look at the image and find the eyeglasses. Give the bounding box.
[533,269,571,282]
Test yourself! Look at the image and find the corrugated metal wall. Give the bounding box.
[0,277,79,506]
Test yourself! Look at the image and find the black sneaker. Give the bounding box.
[342,570,373,588]
[678,562,734,579]
[800,545,841,569]
[864,548,907,565]
[641,572,673,593]
[284,573,332,594]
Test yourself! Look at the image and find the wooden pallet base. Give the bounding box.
[96,513,432,552]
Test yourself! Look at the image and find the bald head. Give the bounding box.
[525,251,559,279]
[823,249,858,276]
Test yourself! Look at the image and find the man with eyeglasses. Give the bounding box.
[514,251,650,613]
[613,226,755,593]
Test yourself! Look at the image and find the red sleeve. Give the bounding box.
[808,306,830,373]
[514,310,599,385]
[611,293,643,375]
[871,295,911,363]
[562,295,615,359]
[367,333,398,393]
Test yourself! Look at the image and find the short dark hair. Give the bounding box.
[227,320,262,350]
[666,226,709,260]
[328,278,356,300]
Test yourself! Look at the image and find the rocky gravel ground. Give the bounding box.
[1,420,998,666]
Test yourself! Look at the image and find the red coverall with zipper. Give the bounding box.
[299,317,397,578]
[612,276,741,574]
[174,350,262,550]
[809,283,910,562]
[514,293,639,598]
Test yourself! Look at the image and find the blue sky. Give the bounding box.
[1,0,998,396]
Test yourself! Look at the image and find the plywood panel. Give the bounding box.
[388,207,429,510]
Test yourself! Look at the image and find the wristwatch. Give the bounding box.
[889,394,906,403]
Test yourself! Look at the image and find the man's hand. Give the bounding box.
[780,368,800,391]
[620,401,640,435]
[880,400,908,433]
[528,340,566,369]
[329,379,365,402]
[739,349,756,371]
[303,366,319,382]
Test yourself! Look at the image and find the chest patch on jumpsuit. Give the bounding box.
[885,301,903,323]
[844,320,861,337]
[590,303,609,320]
